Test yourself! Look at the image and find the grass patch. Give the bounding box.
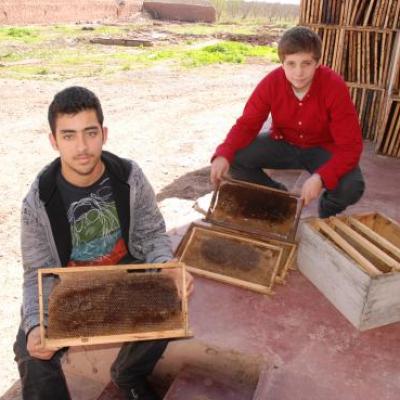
[0,26,41,43]
[0,21,281,79]
[181,41,278,66]
[0,41,278,79]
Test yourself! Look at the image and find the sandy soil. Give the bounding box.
[0,61,276,395]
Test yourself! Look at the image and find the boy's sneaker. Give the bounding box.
[125,380,160,400]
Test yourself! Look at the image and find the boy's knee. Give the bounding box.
[319,172,365,218]
[337,175,365,206]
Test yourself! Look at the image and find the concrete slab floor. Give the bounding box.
[83,140,400,400]
[163,366,254,400]
[174,140,400,399]
[7,140,398,400]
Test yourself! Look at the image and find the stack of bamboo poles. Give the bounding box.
[301,0,400,29]
[378,101,400,156]
[300,0,400,152]
[376,32,400,154]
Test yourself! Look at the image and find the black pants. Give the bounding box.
[230,134,365,218]
[13,328,168,400]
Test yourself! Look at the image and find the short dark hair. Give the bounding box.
[48,86,104,134]
[278,26,322,62]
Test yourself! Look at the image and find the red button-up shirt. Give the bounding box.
[214,65,363,190]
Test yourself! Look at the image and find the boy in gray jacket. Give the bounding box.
[13,86,193,400]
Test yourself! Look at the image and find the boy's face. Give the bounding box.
[282,52,320,92]
[49,109,108,186]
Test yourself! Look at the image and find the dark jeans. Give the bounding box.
[13,328,168,400]
[230,134,365,218]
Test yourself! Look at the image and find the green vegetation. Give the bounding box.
[0,23,280,79]
[0,27,41,43]
[182,41,278,66]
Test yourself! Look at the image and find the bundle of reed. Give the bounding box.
[300,0,400,156]
[349,85,385,140]
[340,29,396,88]
[300,0,400,29]
[393,65,400,96]
[300,0,342,25]
[376,100,400,156]
[342,0,400,29]
[308,26,342,70]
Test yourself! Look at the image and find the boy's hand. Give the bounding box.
[301,173,323,206]
[210,156,230,187]
[27,326,59,360]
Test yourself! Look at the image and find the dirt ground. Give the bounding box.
[0,60,276,395]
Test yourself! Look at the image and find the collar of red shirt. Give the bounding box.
[282,65,323,101]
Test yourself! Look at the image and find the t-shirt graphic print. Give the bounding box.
[57,172,128,266]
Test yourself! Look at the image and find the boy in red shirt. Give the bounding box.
[210,26,365,218]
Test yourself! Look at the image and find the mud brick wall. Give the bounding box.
[0,0,143,24]
[143,0,216,23]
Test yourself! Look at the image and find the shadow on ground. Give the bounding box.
[156,166,212,202]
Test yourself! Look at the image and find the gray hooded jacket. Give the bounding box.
[20,151,172,335]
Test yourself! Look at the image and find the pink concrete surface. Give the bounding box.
[97,382,124,400]
[124,140,400,400]
[95,140,400,400]
[163,367,254,400]
[6,141,398,400]
[189,272,400,400]
[168,141,400,400]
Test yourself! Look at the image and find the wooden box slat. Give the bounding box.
[205,178,303,242]
[39,263,191,349]
[358,212,400,247]
[328,217,400,273]
[298,213,400,330]
[175,223,284,294]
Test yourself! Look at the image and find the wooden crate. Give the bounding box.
[39,263,191,349]
[298,213,400,330]
[176,179,301,294]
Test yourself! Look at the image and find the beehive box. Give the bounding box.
[176,178,301,293]
[298,213,400,330]
[39,263,191,349]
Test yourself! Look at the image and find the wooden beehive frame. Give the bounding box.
[175,223,292,294]
[311,214,400,277]
[206,178,303,242]
[38,263,191,349]
[176,222,296,285]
